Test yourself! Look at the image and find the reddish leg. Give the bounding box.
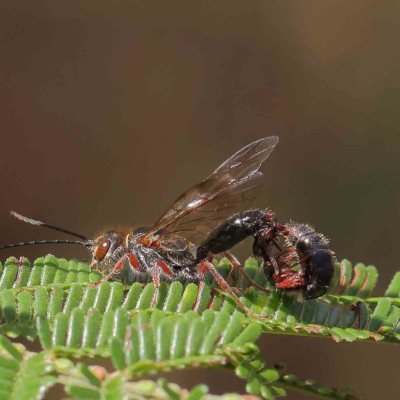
[194,282,226,311]
[273,261,297,280]
[271,258,305,290]
[274,248,298,264]
[224,251,270,294]
[99,253,143,283]
[194,280,208,311]
[274,247,311,273]
[267,248,310,292]
[222,252,238,287]
[267,248,298,275]
[198,258,269,320]
[274,273,305,290]
[208,293,218,310]
[151,260,174,308]
[201,252,240,295]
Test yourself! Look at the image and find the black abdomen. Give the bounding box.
[286,223,336,299]
[196,210,269,261]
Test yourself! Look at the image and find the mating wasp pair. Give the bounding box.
[1,137,336,319]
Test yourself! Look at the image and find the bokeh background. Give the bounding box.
[1,1,400,399]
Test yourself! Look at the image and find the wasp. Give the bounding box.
[1,137,280,318]
[1,136,336,316]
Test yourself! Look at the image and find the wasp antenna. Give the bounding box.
[0,239,91,250]
[10,211,89,241]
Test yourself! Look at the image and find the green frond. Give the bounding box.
[0,310,364,400]
[329,259,378,298]
[0,334,273,400]
[275,373,360,400]
[385,271,400,297]
[0,254,397,399]
[0,255,398,343]
[0,336,56,400]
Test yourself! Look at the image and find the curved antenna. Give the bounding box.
[10,211,89,241]
[0,239,91,250]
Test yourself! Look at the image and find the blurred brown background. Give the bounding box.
[1,1,400,399]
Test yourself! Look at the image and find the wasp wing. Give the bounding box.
[142,136,279,244]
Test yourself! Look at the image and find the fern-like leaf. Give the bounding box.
[0,255,398,343]
[0,254,397,399]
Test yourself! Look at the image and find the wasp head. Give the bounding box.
[90,231,126,271]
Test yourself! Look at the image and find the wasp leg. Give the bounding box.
[94,253,143,285]
[224,251,270,294]
[273,248,298,263]
[151,260,175,308]
[193,281,220,311]
[274,272,305,291]
[198,255,269,320]
[200,251,241,295]
[272,247,310,277]
[265,254,306,292]
[221,251,238,287]
[193,280,207,311]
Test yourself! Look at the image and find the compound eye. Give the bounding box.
[95,240,111,261]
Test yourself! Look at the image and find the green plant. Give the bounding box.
[0,254,398,399]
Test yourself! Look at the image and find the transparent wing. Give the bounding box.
[159,172,265,244]
[142,136,279,244]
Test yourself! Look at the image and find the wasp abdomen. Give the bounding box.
[196,209,271,261]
